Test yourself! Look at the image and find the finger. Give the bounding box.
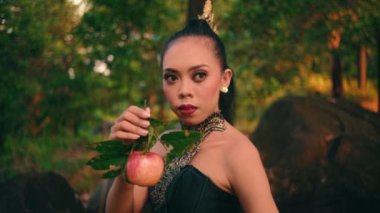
[124,105,150,119]
[145,107,151,116]
[109,130,141,141]
[117,111,150,129]
[110,122,146,137]
[129,105,150,119]
[117,107,150,128]
[114,121,149,136]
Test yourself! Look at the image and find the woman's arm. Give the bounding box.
[106,177,148,213]
[105,105,151,213]
[227,139,279,213]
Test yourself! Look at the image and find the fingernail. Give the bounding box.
[145,108,151,117]
[140,129,149,136]
[142,121,150,127]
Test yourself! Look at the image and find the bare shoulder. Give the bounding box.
[221,124,279,212]
[220,123,266,185]
[221,124,260,163]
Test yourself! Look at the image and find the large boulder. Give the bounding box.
[252,95,380,213]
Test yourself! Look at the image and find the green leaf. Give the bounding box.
[86,118,202,179]
[102,169,123,179]
[87,135,147,179]
[87,154,128,170]
[89,140,132,155]
[149,117,164,128]
[134,136,148,149]
[89,138,146,153]
[148,117,174,134]
[159,130,202,164]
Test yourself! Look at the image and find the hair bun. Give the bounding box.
[185,19,213,34]
[197,0,215,31]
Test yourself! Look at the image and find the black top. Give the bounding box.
[155,165,243,213]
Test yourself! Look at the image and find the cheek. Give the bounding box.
[162,84,175,104]
[199,82,221,101]
[203,79,221,94]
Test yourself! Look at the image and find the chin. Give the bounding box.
[180,119,199,126]
[178,114,208,126]
[174,114,195,125]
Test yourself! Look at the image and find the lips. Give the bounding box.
[178,104,197,116]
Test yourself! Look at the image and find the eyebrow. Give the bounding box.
[163,64,209,73]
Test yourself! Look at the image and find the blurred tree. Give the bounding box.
[334,0,380,112]
[358,45,367,92]
[73,0,187,121]
[328,28,343,99]
[1,0,380,146]
[0,0,84,144]
[377,30,380,113]
[376,27,380,113]
[219,0,380,116]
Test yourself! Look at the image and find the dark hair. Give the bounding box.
[160,19,235,124]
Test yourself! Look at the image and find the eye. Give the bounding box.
[193,72,207,82]
[163,73,178,84]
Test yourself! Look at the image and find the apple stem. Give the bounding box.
[143,98,150,154]
[130,143,137,155]
[143,125,161,154]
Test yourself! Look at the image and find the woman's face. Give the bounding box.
[162,36,231,125]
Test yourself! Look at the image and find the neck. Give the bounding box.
[181,112,226,139]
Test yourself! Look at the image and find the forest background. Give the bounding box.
[0,0,379,203]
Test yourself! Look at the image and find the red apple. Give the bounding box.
[126,151,164,186]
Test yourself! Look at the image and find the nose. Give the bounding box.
[178,79,193,99]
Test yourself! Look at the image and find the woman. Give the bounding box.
[106,19,278,213]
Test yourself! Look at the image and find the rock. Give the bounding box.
[252,95,380,213]
[0,171,85,213]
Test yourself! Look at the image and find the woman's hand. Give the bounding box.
[109,106,151,144]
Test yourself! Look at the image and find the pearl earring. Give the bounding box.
[221,86,228,93]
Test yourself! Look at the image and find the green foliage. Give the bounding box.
[217,0,380,132]
[1,0,379,194]
[86,139,144,178]
[0,0,87,141]
[0,133,87,180]
[72,0,186,119]
[160,130,202,164]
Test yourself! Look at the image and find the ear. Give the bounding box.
[221,68,232,87]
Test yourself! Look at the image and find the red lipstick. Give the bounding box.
[178,104,197,116]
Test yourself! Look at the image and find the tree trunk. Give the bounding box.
[187,0,207,21]
[331,50,343,99]
[328,29,343,99]
[377,31,380,114]
[358,45,367,92]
